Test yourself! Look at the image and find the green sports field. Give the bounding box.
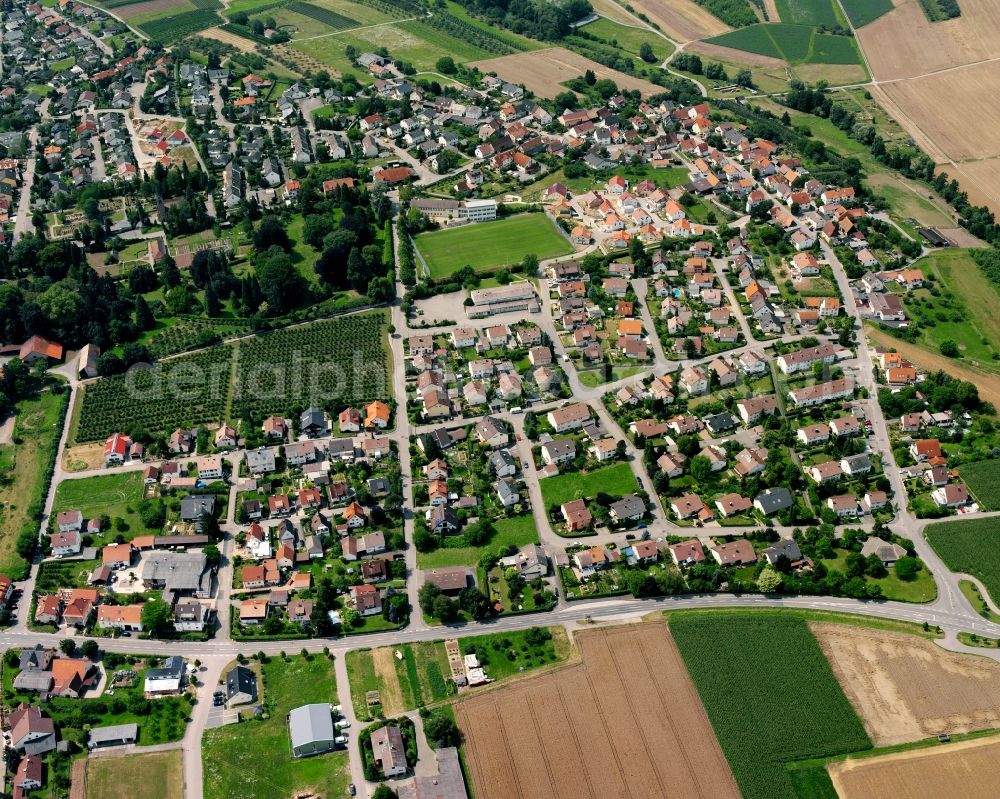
[415,214,573,278]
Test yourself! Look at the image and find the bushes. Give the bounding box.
[697,0,758,27]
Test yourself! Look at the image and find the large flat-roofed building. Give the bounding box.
[411,198,497,222]
[469,283,539,318]
[141,551,210,598]
[289,704,336,757]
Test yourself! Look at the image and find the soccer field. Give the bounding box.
[415,214,573,278]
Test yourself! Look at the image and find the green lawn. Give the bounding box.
[820,550,937,603]
[414,214,573,278]
[927,518,1000,605]
[671,612,871,799]
[578,16,673,59]
[539,462,638,507]
[87,751,183,799]
[203,654,349,799]
[416,515,539,569]
[52,472,158,543]
[902,249,1000,372]
[0,389,67,579]
[458,626,567,680]
[959,579,1000,623]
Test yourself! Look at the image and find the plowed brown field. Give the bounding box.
[470,48,662,99]
[829,735,1000,799]
[455,624,739,799]
[813,623,1000,746]
[620,0,730,43]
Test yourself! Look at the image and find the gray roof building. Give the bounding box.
[246,448,277,475]
[226,665,258,706]
[610,494,646,521]
[87,723,138,749]
[754,487,794,515]
[289,704,336,757]
[180,495,216,523]
[141,552,209,597]
[762,539,802,566]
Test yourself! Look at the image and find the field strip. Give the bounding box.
[293,15,418,41]
[876,53,1000,86]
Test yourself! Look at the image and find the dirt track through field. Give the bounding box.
[624,0,730,42]
[470,47,662,98]
[828,735,1000,799]
[812,623,1000,746]
[588,0,643,26]
[372,646,405,715]
[455,623,739,799]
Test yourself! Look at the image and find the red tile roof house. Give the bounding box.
[103,432,130,465]
[349,584,382,616]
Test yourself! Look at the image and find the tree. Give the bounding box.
[134,295,154,331]
[424,713,461,747]
[204,281,221,317]
[432,594,458,622]
[372,786,398,799]
[253,215,291,253]
[756,566,783,593]
[435,55,456,74]
[204,544,222,568]
[689,454,712,484]
[81,639,99,660]
[639,41,656,62]
[199,511,222,542]
[940,339,960,358]
[894,556,920,581]
[141,601,172,636]
[255,247,302,315]
[735,68,753,88]
[60,639,76,656]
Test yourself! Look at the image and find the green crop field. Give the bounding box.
[417,514,539,569]
[203,655,349,799]
[415,214,572,278]
[671,612,871,799]
[928,518,1000,603]
[539,462,639,508]
[958,460,1000,510]
[707,23,862,64]
[698,0,758,27]
[775,0,838,27]
[839,0,893,27]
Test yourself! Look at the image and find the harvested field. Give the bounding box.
[812,623,1000,746]
[792,62,867,86]
[455,623,739,799]
[199,25,259,51]
[626,0,731,42]
[372,646,405,715]
[857,0,1000,81]
[876,62,1000,162]
[589,0,644,25]
[686,39,785,67]
[470,47,662,98]
[828,735,1000,799]
[952,158,1000,216]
